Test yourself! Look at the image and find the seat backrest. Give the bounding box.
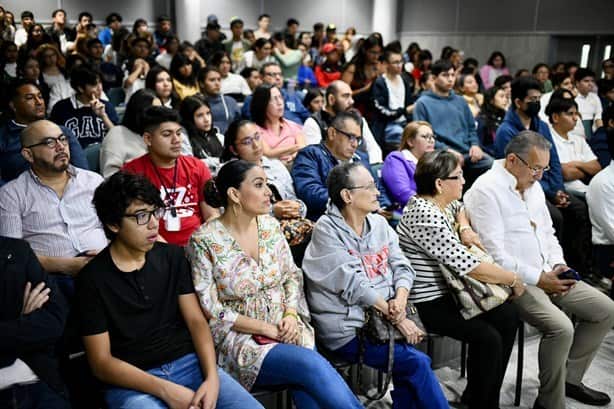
[84,142,101,174]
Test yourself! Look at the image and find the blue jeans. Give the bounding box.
[335,338,448,409]
[0,381,70,409]
[254,344,363,409]
[105,353,262,409]
[385,121,406,146]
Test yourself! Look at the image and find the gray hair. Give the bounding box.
[504,130,552,158]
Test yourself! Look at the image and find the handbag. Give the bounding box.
[268,184,313,247]
[439,245,511,320]
[357,303,423,401]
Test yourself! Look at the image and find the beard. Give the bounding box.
[36,152,70,173]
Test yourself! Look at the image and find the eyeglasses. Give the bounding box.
[237,132,261,146]
[515,154,550,175]
[441,172,464,181]
[332,126,362,144]
[25,134,68,149]
[124,207,166,225]
[264,72,283,78]
[346,182,378,191]
[417,133,435,142]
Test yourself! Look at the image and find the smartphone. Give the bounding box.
[558,268,580,281]
[76,250,91,257]
[252,335,278,345]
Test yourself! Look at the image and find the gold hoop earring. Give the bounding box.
[231,202,242,217]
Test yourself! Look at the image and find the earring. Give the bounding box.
[231,202,242,217]
[436,188,443,195]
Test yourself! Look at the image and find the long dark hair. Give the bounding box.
[145,65,180,107]
[122,88,159,134]
[250,83,276,128]
[344,34,383,77]
[220,119,254,163]
[203,159,257,208]
[170,53,197,86]
[179,94,223,159]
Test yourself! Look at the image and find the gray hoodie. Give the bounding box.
[302,203,415,350]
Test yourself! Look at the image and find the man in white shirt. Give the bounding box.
[303,80,382,164]
[575,68,603,138]
[464,130,614,409]
[14,11,35,48]
[586,132,614,299]
[546,98,601,196]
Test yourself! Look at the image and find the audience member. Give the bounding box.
[303,88,324,114]
[239,38,275,71]
[78,171,260,409]
[477,86,508,156]
[413,59,493,183]
[271,31,302,81]
[194,21,225,63]
[456,72,483,118]
[169,53,199,100]
[0,236,70,408]
[210,51,251,100]
[197,67,241,134]
[538,72,574,121]
[381,121,435,207]
[575,68,603,138]
[86,38,124,91]
[465,130,614,409]
[590,104,614,168]
[224,18,251,72]
[546,97,601,197]
[50,66,118,148]
[186,159,360,408]
[122,37,152,104]
[153,14,173,51]
[303,161,449,409]
[342,34,383,117]
[533,63,552,93]
[0,6,15,43]
[122,106,217,246]
[396,149,522,409]
[144,65,179,108]
[251,84,305,165]
[47,53,88,112]
[0,41,18,81]
[240,66,262,91]
[14,11,34,48]
[17,53,51,107]
[0,79,87,185]
[98,12,123,48]
[45,9,73,55]
[254,14,271,40]
[479,51,510,90]
[314,43,342,88]
[154,35,179,70]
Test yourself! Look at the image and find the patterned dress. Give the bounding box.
[187,215,315,390]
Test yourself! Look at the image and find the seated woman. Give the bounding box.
[221,119,312,263]
[145,65,180,108]
[456,73,483,118]
[477,86,508,157]
[170,53,200,101]
[396,150,524,409]
[381,121,435,208]
[180,94,224,175]
[187,160,362,409]
[251,84,305,165]
[210,51,251,101]
[302,162,448,409]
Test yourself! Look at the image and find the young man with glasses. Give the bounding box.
[77,171,262,409]
[0,119,107,295]
[292,110,390,221]
[465,130,614,409]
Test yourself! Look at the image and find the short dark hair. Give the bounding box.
[327,162,365,210]
[330,109,362,131]
[545,97,578,124]
[106,12,122,25]
[157,14,171,23]
[430,59,453,77]
[130,36,151,48]
[86,38,103,49]
[415,150,460,196]
[8,78,39,102]
[230,18,244,28]
[122,89,159,134]
[240,66,258,79]
[258,14,270,21]
[574,68,596,82]
[494,74,513,88]
[259,61,280,76]
[70,66,100,93]
[511,77,542,105]
[221,119,255,163]
[78,11,93,22]
[313,22,324,31]
[93,171,165,240]
[21,11,33,20]
[286,18,299,27]
[551,72,571,89]
[141,106,180,134]
[532,63,550,75]
[203,160,257,208]
[52,9,66,18]
[383,49,401,63]
[250,84,276,127]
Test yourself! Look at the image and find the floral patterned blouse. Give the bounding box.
[187,215,315,390]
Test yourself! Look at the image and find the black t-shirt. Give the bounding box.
[76,242,195,370]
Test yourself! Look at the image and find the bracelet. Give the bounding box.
[283,311,298,320]
[458,225,472,234]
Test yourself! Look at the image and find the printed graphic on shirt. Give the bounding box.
[349,246,390,279]
[160,184,198,219]
[65,115,105,140]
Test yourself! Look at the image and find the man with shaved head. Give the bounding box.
[0,119,107,297]
[303,80,382,164]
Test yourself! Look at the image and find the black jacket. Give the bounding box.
[370,74,415,146]
[0,237,69,396]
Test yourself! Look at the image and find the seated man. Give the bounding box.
[0,120,107,296]
[574,68,603,138]
[78,171,262,409]
[464,130,614,409]
[122,106,217,246]
[547,97,601,197]
[0,236,69,409]
[413,59,493,183]
[292,110,390,221]
[586,131,614,297]
[0,79,87,185]
[50,65,118,149]
[241,62,310,125]
[371,49,414,152]
[303,80,382,164]
[589,104,614,168]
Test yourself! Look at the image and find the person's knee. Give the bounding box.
[547,316,575,348]
[109,393,166,409]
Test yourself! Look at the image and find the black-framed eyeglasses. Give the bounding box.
[236,132,261,146]
[25,134,68,149]
[346,182,378,191]
[332,126,362,144]
[515,154,550,175]
[441,172,464,181]
[124,207,166,225]
[417,133,435,142]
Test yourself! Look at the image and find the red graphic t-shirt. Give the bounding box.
[122,154,211,246]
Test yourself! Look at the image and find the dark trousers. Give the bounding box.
[416,295,519,409]
[546,193,594,276]
[0,381,71,409]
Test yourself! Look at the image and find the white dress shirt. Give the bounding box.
[464,160,566,285]
[550,126,598,194]
[586,161,614,245]
[575,92,603,123]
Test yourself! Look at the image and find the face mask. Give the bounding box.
[524,101,541,117]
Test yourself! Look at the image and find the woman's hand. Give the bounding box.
[460,227,485,251]
[388,296,407,324]
[278,315,299,344]
[272,200,300,219]
[396,318,425,345]
[511,280,526,298]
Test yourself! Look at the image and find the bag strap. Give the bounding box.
[358,321,395,401]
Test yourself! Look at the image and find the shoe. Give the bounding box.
[565,382,611,406]
[533,399,546,409]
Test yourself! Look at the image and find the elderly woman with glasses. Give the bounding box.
[381,121,436,208]
[396,150,524,409]
[302,162,449,409]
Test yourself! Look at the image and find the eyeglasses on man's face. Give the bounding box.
[25,134,68,149]
[332,126,362,144]
[124,207,166,225]
[515,154,550,175]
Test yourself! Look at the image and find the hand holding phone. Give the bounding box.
[558,268,580,281]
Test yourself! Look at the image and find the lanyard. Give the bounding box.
[151,157,179,217]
